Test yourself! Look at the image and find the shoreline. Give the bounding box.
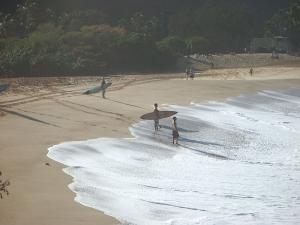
[47,87,300,225]
[1,66,300,225]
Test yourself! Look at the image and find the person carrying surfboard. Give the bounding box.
[101,77,106,98]
[172,117,179,144]
[154,103,160,131]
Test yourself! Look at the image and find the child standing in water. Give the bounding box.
[154,103,160,131]
[172,117,179,144]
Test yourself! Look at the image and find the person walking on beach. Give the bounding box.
[154,103,160,131]
[185,68,189,80]
[101,77,106,98]
[249,67,253,76]
[172,117,179,144]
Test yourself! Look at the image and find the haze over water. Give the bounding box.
[48,88,300,225]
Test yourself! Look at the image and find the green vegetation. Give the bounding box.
[265,3,300,50]
[0,0,299,76]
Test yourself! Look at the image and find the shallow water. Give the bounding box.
[48,88,300,225]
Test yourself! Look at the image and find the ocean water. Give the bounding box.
[48,89,300,225]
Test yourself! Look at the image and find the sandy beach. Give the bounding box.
[1,65,300,225]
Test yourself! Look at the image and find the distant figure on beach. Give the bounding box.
[249,67,253,76]
[185,68,189,80]
[101,77,106,98]
[272,50,279,59]
[154,103,160,131]
[190,68,195,80]
[172,117,179,144]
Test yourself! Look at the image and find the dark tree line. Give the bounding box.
[0,0,299,76]
[265,3,300,50]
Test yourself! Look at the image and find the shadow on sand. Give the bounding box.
[106,98,147,110]
[0,108,60,128]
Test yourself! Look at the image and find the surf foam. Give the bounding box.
[48,88,300,225]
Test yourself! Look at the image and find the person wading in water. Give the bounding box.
[172,117,179,144]
[154,103,160,131]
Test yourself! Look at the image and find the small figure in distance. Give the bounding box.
[101,76,106,98]
[185,68,189,80]
[190,68,195,80]
[172,117,179,145]
[249,67,253,76]
[154,103,160,131]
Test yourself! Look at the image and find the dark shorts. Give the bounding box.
[173,130,179,138]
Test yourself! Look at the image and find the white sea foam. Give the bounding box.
[48,88,300,225]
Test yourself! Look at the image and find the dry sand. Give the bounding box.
[0,66,300,225]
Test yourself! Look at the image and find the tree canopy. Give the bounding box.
[0,0,298,76]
